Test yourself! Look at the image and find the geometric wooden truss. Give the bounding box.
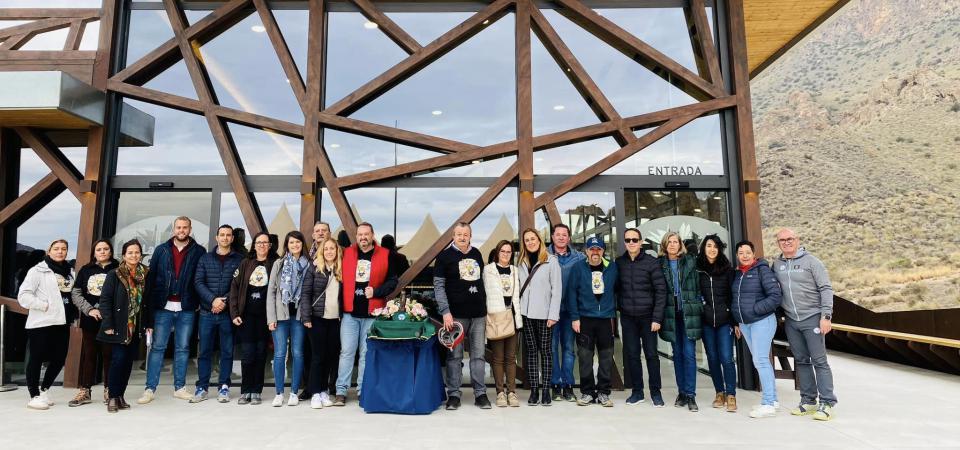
[0,0,761,300]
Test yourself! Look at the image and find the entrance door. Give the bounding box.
[111,190,213,262]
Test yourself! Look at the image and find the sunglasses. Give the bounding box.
[623,238,641,243]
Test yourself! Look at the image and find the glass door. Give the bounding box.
[111,191,214,263]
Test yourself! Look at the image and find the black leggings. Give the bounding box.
[26,325,69,398]
[306,317,340,395]
[108,342,136,399]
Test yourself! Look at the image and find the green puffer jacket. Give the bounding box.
[659,254,702,342]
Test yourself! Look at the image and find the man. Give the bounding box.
[434,222,490,410]
[308,221,331,260]
[567,236,618,407]
[615,228,667,407]
[333,222,397,406]
[773,228,838,421]
[547,223,585,402]
[191,224,243,403]
[139,216,206,404]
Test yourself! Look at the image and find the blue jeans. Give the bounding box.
[740,314,777,405]
[272,318,305,394]
[671,316,698,397]
[551,315,575,387]
[196,310,234,390]
[146,309,195,391]
[335,313,375,396]
[701,323,736,396]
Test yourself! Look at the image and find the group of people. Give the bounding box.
[16,215,837,421]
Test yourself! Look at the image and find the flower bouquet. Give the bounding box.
[368,297,436,340]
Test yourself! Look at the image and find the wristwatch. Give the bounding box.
[821,314,832,321]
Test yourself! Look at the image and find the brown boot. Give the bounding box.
[726,395,737,413]
[118,397,131,410]
[68,388,92,407]
[712,392,725,408]
[107,398,119,413]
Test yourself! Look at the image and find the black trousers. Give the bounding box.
[577,317,615,396]
[108,342,136,399]
[25,325,69,398]
[620,314,662,394]
[306,317,340,395]
[237,308,269,394]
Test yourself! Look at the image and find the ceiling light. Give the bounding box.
[251,25,266,33]
[652,193,662,197]
[471,160,481,164]
[329,144,341,149]
[553,105,565,111]
[712,196,722,200]
[364,21,378,29]
[639,206,647,210]
[482,19,490,25]
[368,162,376,167]
[431,110,443,116]
[693,208,702,213]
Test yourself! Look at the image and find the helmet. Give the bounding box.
[438,321,464,350]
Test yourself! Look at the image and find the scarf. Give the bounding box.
[738,260,758,274]
[117,263,148,344]
[280,254,308,305]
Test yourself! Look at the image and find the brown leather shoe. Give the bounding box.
[726,395,737,413]
[712,392,726,408]
[107,398,119,413]
[118,397,131,410]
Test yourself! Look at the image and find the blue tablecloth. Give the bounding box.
[359,336,445,414]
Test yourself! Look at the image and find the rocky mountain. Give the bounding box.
[752,0,960,312]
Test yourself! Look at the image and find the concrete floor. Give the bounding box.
[0,351,958,449]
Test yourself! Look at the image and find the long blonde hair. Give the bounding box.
[658,231,688,258]
[313,237,342,282]
[518,228,548,267]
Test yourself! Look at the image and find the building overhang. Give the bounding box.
[745,0,851,78]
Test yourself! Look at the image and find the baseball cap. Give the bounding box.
[585,236,605,250]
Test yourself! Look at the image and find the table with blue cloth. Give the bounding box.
[359,335,445,414]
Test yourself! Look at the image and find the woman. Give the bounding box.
[18,239,74,410]
[230,232,277,405]
[731,240,782,419]
[517,229,562,406]
[266,231,309,407]
[658,231,702,412]
[69,239,119,407]
[483,240,522,408]
[98,239,149,413]
[301,237,342,410]
[695,235,737,412]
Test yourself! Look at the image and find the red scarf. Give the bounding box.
[341,244,389,315]
[738,260,758,273]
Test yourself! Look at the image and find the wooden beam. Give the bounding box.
[323,0,512,116]
[545,201,562,227]
[0,173,64,227]
[62,19,86,51]
[0,9,100,20]
[107,80,204,113]
[317,113,474,154]
[534,113,700,208]
[0,17,75,40]
[349,0,422,55]
[252,0,306,108]
[516,0,535,233]
[552,0,724,101]
[685,0,723,89]
[388,162,519,298]
[14,127,84,199]
[0,50,96,60]
[212,105,304,138]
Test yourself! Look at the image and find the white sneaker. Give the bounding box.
[137,389,156,404]
[287,393,299,406]
[319,391,333,407]
[39,389,54,406]
[173,387,193,400]
[749,404,778,418]
[27,396,49,410]
[272,394,284,407]
[310,393,323,409]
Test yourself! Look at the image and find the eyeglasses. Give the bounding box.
[624,238,641,244]
[255,241,270,246]
[777,238,796,244]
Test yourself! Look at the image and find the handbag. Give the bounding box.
[486,307,515,340]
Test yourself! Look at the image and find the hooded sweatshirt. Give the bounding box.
[772,248,834,321]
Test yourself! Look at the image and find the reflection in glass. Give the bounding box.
[350,14,515,146]
[325,12,408,108]
[550,191,618,260]
[324,128,436,177]
[228,123,303,175]
[534,137,619,175]
[598,8,699,74]
[125,10,173,68]
[143,60,199,100]
[113,191,213,260]
[274,9,309,81]
[258,192,302,243]
[623,190,729,258]
[532,30,600,136]
[116,99,225,174]
[604,115,724,176]
[385,12,473,47]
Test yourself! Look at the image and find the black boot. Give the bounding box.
[687,395,699,412]
[674,393,688,408]
[528,388,540,406]
[562,386,575,402]
[541,388,553,406]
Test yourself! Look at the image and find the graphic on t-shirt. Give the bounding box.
[249,265,268,287]
[55,273,73,293]
[499,273,514,296]
[356,259,371,283]
[458,259,481,281]
[87,273,107,296]
[592,271,604,295]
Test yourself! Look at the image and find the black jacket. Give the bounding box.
[732,260,782,324]
[698,268,735,328]
[195,249,244,312]
[97,266,149,345]
[299,262,342,322]
[614,251,667,322]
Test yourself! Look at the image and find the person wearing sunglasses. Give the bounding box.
[614,228,667,407]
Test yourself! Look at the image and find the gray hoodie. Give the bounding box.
[772,248,834,321]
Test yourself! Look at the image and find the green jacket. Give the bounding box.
[659,254,702,342]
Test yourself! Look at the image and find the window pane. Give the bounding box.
[550,191,617,260]
[113,191,213,259]
[125,10,173,68]
[143,60,199,100]
[261,192,302,243]
[604,115,724,176]
[385,12,473,46]
[116,100,225,174]
[535,137,620,175]
[532,30,600,136]
[325,11,408,108]
[229,123,303,175]
[599,8,698,74]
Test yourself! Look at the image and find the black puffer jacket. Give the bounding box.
[299,262,341,322]
[697,269,734,328]
[615,251,667,322]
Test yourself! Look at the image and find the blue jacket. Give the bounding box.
[566,258,618,320]
[731,259,782,325]
[195,248,244,313]
[146,237,206,312]
[548,244,586,316]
